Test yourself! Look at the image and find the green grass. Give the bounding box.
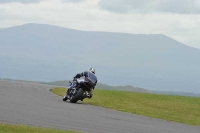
[0,123,80,133]
[52,87,200,126]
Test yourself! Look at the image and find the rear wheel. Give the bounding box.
[70,88,84,103]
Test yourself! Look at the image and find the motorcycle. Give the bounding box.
[63,77,94,103]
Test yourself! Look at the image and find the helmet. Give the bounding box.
[88,67,95,74]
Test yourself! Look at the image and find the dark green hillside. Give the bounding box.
[1,79,200,97]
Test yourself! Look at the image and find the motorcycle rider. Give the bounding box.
[65,67,97,101]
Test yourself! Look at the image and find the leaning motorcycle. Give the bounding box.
[63,77,94,103]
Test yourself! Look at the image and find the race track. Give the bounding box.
[0,80,199,133]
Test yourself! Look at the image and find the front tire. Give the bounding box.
[70,88,84,103]
[63,93,68,101]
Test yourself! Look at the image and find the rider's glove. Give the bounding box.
[73,77,77,81]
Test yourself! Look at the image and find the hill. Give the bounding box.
[1,23,200,93]
[45,80,147,92]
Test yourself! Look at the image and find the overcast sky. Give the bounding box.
[0,0,200,48]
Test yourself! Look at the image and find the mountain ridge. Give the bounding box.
[1,23,200,93]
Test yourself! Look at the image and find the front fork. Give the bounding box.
[66,81,77,94]
[66,87,78,97]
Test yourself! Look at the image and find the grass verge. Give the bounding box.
[0,123,80,133]
[52,87,200,126]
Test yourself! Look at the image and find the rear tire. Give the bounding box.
[70,88,84,103]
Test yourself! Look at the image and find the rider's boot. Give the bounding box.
[80,93,91,101]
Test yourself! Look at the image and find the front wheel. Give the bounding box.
[63,94,68,101]
[70,88,84,103]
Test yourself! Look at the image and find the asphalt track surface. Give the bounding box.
[0,80,200,133]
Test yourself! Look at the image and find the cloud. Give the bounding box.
[0,0,86,4]
[62,0,85,3]
[0,0,42,4]
[157,0,200,14]
[98,0,200,14]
